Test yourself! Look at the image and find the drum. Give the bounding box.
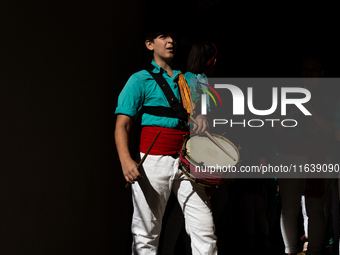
[179,134,240,188]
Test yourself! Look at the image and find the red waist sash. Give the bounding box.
[140,126,189,155]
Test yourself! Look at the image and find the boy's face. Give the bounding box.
[145,33,177,61]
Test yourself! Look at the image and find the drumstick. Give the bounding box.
[125,131,161,188]
[190,116,236,161]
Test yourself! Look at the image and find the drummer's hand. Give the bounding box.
[122,158,143,184]
[193,115,209,134]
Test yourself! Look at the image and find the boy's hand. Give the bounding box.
[122,158,143,184]
[192,115,209,134]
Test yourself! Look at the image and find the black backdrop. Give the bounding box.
[1,1,146,254]
[1,1,339,254]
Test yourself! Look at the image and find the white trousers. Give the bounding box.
[131,153,217,255]
[277,153,331,255]
[301,195,308,237]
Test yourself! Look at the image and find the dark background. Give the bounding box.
[0,1,338,254]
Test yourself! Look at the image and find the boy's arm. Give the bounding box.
[193,114,209,134]
[115,114,143,184]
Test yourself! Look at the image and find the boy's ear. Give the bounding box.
[145,40,154,51]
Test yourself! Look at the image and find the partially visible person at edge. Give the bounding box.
[185,41,217,107]
[185,42,230,220]
[273,56,337,255]
[330,96,340,253]
[114,24,217,255]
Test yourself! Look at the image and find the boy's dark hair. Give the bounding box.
[186,42,217,74]
[144,21,177,42]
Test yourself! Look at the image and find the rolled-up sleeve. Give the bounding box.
[115,73,144,120]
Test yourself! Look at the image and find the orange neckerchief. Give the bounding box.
[178,73,195,123]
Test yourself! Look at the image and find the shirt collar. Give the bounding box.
[151,60,163,74]
[150,60,181,79]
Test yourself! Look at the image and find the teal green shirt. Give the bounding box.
[184,72,211,111]
[184,72,200,90]
[115,60,182,128]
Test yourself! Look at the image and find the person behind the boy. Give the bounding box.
[114,24,217,255]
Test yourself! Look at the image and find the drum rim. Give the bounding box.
[179,160,232,188]
[182,133,240,168]
[179,133,240,188]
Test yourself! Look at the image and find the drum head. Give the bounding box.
[186,135,239,167]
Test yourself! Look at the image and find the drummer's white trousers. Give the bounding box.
[131,153,217,255]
